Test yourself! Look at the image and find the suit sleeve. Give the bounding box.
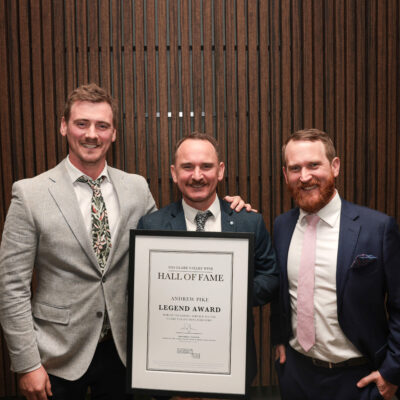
[0,182,42,372]
[252,214,279,306]
[378,217,400,385]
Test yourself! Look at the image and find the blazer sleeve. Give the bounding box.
[378,216,400,385]
[0,182,42,372]
[252,214,279,306]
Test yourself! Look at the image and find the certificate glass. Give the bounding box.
[127,230,254,398]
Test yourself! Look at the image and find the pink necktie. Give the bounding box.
[297,214,320,352]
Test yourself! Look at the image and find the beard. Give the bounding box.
[288,175,336,213]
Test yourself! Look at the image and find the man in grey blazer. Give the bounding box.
[138,133,279,393]
[0,85,249,400]
[0,83,157,400]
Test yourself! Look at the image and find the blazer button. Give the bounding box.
[102,277,106,283]
[96,311,103,318]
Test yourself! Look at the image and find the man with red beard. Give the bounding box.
[272,129,400,400]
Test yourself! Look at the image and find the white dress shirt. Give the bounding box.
[65,157,120,245]
[182,196,221,232]
[288,191,362,362]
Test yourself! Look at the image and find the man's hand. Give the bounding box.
[224,195,257,212]
[19,365,52,400]
[357,370,398,400]
[274,344,286,364]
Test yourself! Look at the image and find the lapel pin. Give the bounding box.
[230,221,234,225]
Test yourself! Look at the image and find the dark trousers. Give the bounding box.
[275,345,383,400]
[49,339,132,400]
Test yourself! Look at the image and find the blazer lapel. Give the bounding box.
[220,199,236,232]
[106,168,131,272]
[336,199,361,310]
[169,201,187,230]
[47,160,99,268]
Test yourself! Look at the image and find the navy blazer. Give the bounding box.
[138,198,279,381]
[271,198,400,385]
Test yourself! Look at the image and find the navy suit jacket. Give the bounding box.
[272,198,400,385]
[138,198,279,381]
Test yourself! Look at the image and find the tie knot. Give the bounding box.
[77,175,105,191]
[195,210,213,232]
[305,214,320,228]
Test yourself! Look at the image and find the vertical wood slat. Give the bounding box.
[259,0,271,223]
[134,0,146,178]
[202,0,213,137]
[302,0,313,128]
[88,0,100,84]
[53,0,68,161]
[345,0,356,202]
[270,0,281,216]
[76,0,88,84]
[213,0,226,196]
[8,1,24,180]
[157,0,170,205]
[123,0,136,173]
[335,0,346,196]
[112,0,123,170]
[146,0,158,202]
[42,0,57,170]
[225,0,238,196]
[19,0,35,178]
[376,0,388,213]
[248,0,259,209]
[30,0,46,174]
[280,0,292,213]
[191,0,202,133]
[367,0,378,211]
[386,0,398,216]
[236,0,248,200]
[180,0,191,137]
[355,0,367,206]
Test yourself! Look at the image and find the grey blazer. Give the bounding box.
[0,159,156,380]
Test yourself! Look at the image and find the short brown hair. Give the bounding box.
[282,128,336,166]
[173,132,221,164]
[63,83,118,128]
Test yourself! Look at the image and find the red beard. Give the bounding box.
[288,175,336,213]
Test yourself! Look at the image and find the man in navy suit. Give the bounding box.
[138,132,279,386]
[272,129,400,399]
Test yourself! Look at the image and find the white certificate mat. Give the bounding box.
[127,230,254,398]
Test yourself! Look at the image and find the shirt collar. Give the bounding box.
[182,196,221,224]
[66,156,110,183]
[299,190,341,228]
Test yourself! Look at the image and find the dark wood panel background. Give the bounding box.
[0,0,399,396]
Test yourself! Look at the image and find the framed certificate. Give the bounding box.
[127,230,254,398]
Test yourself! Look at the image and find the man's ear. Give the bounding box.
[170,164,178,183]
[60,117,67,137]
[282,166,289,184]
[217,162,225,182]
[331,157,340,178]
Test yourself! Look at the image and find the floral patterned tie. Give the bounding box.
[77,175,112,341]
[77,176,112,270]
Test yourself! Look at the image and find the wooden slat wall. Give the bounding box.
[0,0,399,396]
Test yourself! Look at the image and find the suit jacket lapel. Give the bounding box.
[106,167,130,272]
[47,160,99,269]
[220,199,236,232]
[336,199,360,310]
[169,201,187,230]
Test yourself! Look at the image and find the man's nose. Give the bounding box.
[299,168,312,182]
[85,124,97,139]
[192,167,203,180]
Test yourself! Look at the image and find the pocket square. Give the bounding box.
[351,254,377,268]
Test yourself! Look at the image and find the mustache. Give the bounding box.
[297,178,320,189]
